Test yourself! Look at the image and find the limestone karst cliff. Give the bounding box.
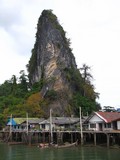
[28,10,89,116]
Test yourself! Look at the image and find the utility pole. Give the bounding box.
[9,114,12,142]
[26,112,28,135]
[50,108,53,144]
[79,107,83,145]
[10,114,12,134]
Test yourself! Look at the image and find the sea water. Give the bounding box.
[0,143,120,160]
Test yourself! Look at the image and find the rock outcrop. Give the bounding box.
[28,10,80,116]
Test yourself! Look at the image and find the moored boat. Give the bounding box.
[38,140,78,149]
[56,141,78,148]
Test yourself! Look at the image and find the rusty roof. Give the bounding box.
[95,111,120,123]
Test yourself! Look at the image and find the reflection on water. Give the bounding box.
[0,143,120,160]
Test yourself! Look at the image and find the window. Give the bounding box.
[107,123,111,128]
[104,123,111,128]
[41,124,45,129]
[90,123,96,128]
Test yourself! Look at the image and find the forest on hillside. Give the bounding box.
[0,64,100,128]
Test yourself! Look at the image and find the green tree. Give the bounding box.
[13,92,44,117]
[103,106,116,112]
[71,93,99,116]
[19,70,28,92]
[11,75,17,96]
[0,80,12,96]
[80,64,93,82]
[80,64,99,100]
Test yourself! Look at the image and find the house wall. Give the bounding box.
[102,123,114,131]
[89,115,103,123]
[88,115,104,131]
[88,114,115,131]
[45,124,50,130]
[117,121,120,130]
[13,125,24,130]
[40,123,56,131]
[40,124,49,131]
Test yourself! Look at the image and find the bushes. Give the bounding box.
[45,89,58,101]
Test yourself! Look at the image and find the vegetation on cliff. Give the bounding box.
[0,10,100,127]
[0,63,100,126]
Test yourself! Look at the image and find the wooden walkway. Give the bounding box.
[0,130,120,147]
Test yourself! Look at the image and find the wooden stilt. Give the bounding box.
[71,133,73,143]
[35,132,38,144]
[28,133,32,146]
[84,134,86,144]
[112,134,115,145]
[107,134,110,147]
[10,132,12,142]
[15,132,18,142]
[94,133,96,146]
[21,133,24,143]
[43,132,45,143]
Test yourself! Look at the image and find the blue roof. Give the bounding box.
[7,118,17,126]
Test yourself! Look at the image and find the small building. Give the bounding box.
[84,111,120,131]
[39,117,80,131]
[7,118,26,131]
[7,118,43,131]
[21,118,44,131]
[39,120,50,131]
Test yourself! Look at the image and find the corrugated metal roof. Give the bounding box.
[28,118,44,124]
[13,118,41,124]
[47,117,80,125]
[85,111,120,123]
[95,111,120,123]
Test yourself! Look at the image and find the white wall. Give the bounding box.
[88,115,103,131]
[88,114,116,131]
[89,115,103,123]
[117,121,120,130]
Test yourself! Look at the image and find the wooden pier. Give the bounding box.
[0,130,120,148]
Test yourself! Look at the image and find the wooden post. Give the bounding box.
[15,132,18,142]
[21,133,24,143]
[79,107,83,145]
[94,133,96,146]
[84,134,86,144]
[57,132,59,145]
[50,109,53,143]
[112,134,115,145]
[10,114,12,142]
[43,132,45,143]
[26,112,28,135]
[61,132,63,144]
[28,133,32,146]
[75,132,77,142]
[35,132,38,144]
[107,134,110,147]
[71,133,73,143]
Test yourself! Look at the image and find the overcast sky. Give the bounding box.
[0,0,120,108]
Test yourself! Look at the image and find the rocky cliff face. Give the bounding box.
[28,10,80,116]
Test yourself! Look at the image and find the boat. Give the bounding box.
[51,140,78,149]
[56,141,78,148]
[38,140,78,149]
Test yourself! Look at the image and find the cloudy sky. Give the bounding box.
[0,0,120,108]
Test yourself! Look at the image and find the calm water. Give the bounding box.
[0,143,120,160]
